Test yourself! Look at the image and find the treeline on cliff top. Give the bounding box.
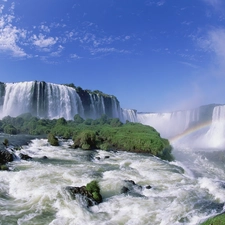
[0,113,173,161]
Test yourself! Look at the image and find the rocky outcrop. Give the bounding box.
[66,180,102,207]
[19,153,32,160]
[120,180,152,196]
[0,149,14,164]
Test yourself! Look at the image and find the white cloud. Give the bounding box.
[203,0,223,8]
[199,28,225,62]
[90,47,129,55]
[40,25,50,33]
[50,45,64,57]
[0,5,27,57]
[0,4,4,13]
[32,34,58,48]
[0,25,27,57]
[146,0,165,7]
[70,53,81,59]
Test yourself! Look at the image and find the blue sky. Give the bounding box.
[0,0,225,112]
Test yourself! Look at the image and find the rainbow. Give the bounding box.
[169,120,212,144]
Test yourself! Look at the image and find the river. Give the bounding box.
[0,135,225,225]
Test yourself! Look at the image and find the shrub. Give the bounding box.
[73,130,96,150]
[86,180,102,203]
[74,114,84,124]
[47,133,59,146]
[3,125,17,134]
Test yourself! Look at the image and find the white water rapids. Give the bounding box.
[1,136,225,225]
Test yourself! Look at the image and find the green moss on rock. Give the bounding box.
[47,133,59,146]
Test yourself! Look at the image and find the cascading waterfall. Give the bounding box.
[1,82,34,118]
[111,97,122,119]
[0,81,225,149]
[89,94,105,119]
[0,81,125,121]
[0,81,85,120]
[203,105,225,148]
[137,108,200,138]
[89,93,97,118]
[121,109,138,123]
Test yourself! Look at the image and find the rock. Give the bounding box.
[121,186,129,194]
[95,157,101,160]
[19,153,32,160]
[121,180,144,197]
[145,185,152,189]
[41,156,48,160]
[66,180,102,207]
[104,156,110,159]
[124,180,136,185]
[124,180,142,190]
[0,149,14,164]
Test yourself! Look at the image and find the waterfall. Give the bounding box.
[121,109,138,123]
[89,93,97,118]
[1,82,34,118]
[0,81,84,120]
[1,81,224,149]
[137,108,200,138]
[0,81,125,121]
[203,105,225,148]
[111,97,122,119]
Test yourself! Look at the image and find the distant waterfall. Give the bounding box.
[0,82,84,120]
[121,109,138,123]
[0,81,125,121]
[137,109,200,138]
[203,105,225,148]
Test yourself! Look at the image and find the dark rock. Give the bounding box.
[124,180,142,190]
[124,180,136,185]
[121,186,129,194]
[121,180,143,197]
[95,157,101,160]
[0,149,14,164]
[19,153,32,160]
[66,181,102,207]
[104,156,110,159]
[145,185,152,189]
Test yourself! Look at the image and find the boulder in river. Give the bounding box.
[66,180,102,207]
[0,149,14,164]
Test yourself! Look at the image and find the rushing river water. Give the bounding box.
[0,135,225,225]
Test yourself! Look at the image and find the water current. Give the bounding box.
[0,135,225,225]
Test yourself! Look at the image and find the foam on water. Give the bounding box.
[0,138,224,225]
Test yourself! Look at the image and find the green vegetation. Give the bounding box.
[86,180,102,203]
[200,213,225,225]
[2,138,9,147]
[47,133,59,146]
[0,113,173,161]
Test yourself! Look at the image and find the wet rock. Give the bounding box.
[121,186,129,194]
[95,157,101,160]
[124,180,142,190]
[121,180,144,197]
[0,149,14,164]
[19,153,32,160]
[66,180,102,207]
[145,185,152,189]
[104,156,110,159]
[41,156,48,160]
